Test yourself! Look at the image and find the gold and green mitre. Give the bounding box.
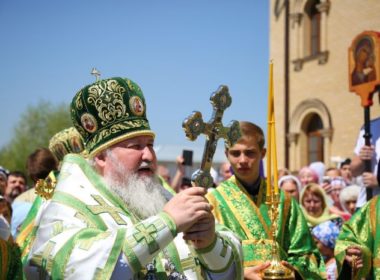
[48,126,86,162]
[70,77,155,157]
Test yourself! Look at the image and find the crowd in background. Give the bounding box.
[156,151,375,279]
[0,125,378,279]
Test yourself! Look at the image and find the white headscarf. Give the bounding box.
[339,185,361,213]
[278,175,302,192]
[309,161,326,184]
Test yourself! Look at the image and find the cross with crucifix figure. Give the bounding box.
[87,195,127,225]
[182,85,241,188]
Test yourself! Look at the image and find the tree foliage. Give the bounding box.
[0,100,72,177]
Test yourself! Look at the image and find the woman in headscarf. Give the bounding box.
[278,175,302,202]
[328,177,352,221]
[300,183,342,229]
[298,166,319,188]
[312,220,340,280]
[339,184,361,218]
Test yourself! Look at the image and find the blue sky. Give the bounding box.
[0,1,269,161]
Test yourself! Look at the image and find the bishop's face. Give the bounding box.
[100,135,157,179]
[226,138,265,185]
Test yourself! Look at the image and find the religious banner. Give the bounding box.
[348,30,380,200]
[349,30,380,106]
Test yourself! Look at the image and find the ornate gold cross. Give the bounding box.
[182,85,241,188]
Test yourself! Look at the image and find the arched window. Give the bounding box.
[306,114,324,163]
[304,0,321,57]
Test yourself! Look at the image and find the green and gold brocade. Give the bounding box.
[335,195,380,279]
[206,176,326,280]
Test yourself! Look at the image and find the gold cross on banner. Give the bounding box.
[87,195,127,225]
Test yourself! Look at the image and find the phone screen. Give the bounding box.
[182,150,193,166]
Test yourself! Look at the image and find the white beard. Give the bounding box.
[102,153,168,219]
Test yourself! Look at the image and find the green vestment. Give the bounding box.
[24,154,243,279]
[335,195,380,279]
[206,176,326,280]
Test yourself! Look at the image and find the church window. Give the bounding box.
[304,0,321,57]
[306,114,324,163]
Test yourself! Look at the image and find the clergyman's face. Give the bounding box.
[226,138,265,185]
[102,135,157,179]
[99,135,167,219]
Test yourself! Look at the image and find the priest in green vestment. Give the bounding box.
[25,77,243,279]
[207,121,326,279]
[335,195,380,279]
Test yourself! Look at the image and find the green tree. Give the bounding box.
[0,100,72,179]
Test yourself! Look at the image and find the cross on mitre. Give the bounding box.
[91,67,101,81]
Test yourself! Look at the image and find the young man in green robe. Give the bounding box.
[207,121,326,279]
[335,195,380,279]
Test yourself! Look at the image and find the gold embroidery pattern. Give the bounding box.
[370,196,379,239]
[86,119,149,151]
[35,177,57,200]
[78,232,112,250]
[87,79,128,126]
[218,179,270,239]
[74,91,83,110]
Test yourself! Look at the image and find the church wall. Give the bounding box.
[270,0,380,172]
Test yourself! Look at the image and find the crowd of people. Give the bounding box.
[0,76,379,279]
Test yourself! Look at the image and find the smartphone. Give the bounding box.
[182,150,193,166]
